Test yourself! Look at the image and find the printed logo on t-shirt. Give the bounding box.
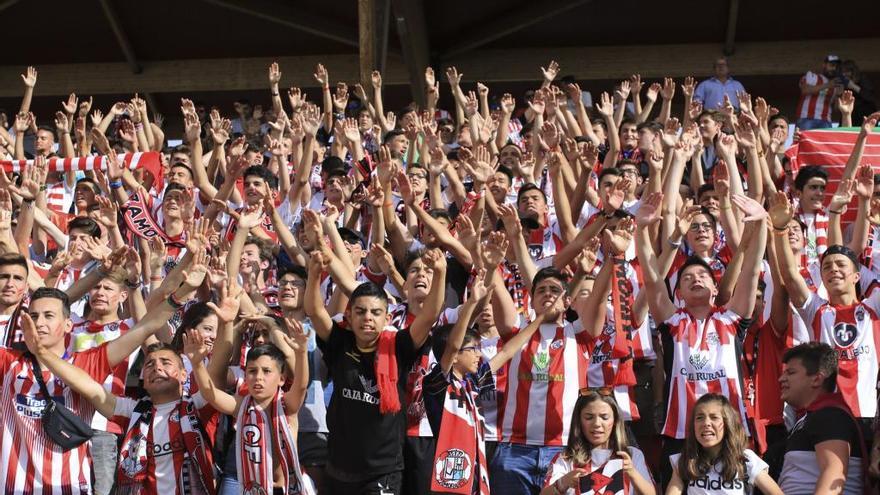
[689,353,710,370]
[15,394,63,418]
[434,448,472,489]
[341,375,380,405]
[686,476,746,490]
[832,322,858,348]
[120,435,147,477]
[528,244,544,260]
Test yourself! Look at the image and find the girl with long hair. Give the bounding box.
[541,390,656,495]
[667,394,783,494]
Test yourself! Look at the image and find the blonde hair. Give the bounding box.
[563,393,629,466]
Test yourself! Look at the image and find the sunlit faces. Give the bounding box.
[698,115,720,140]
[531,277,569,316]
[245,355,285,403]
[819,253,859,294]
[74,182,98,210]
[406,167,428,196]
[779,357,822,408]
[580,400,615,448]
[476,303,495,332]
[769,117,789,138]
[142,349,187,396]
[34,129,55,155]
[324,175,345,203]
[277,274,306,310]
[28,297,73,350]
[796,177,827,212]
[453,338,481,375]
[591,122,607,143]
[619,122,638,150]
[192,313,218,354]
[170,152,191,168]
[488,171,511,203]
[240,243,268,276]
[698,190,720,217]
[616,165,641,192]
[386,134,409,157]
[347,295,390,345]
[357,110,374,132]
[685,213,716,253]
[87,279,128,316]
[517,188,547,219]
[637,127,657,152]
[677,263,718,303]
[0,264,28,307]
[243,175,269,205]
[786,219,805,253]
[167,165,194,187]
[161,189,189,218]
[598,173,621,205]
[404,257,434,299]
[693,401,725,450]
[498,145,523,169]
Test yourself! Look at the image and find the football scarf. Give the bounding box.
[608,256,636,385]
[376,330,402,414]
[122,190,187,247]
[430,376,490,494]
[236,391,309,495]
[117,398,215,495]
[578,458,629,495]
[1,151,160,176]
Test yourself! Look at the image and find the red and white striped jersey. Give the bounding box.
[661,309,748,439]
[0,346,111,495]
[525,215,564,268]
[583,322,639,421]
[45,180,74,216]
[67,316,138,433]
[797,292,880,418]
[798,209,829,265]
[796,71,835,122]
[498,321,589,446]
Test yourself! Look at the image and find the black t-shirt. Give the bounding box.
[317,322,418,481]
[778,406,864,494]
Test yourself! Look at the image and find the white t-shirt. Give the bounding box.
[544,447,652,495]
[669,448,767,494]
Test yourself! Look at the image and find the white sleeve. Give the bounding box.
[795,291,824,331]
[628,447,654,487]
[743,449,769,484]
[113,397,138,418]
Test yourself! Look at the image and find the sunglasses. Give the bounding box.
[579,387,613,397]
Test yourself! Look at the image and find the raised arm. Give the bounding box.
[439,277,486,374]
[726,195,769,318]
[185,328,239,416]
[304,251,334,341]
[634,193,676,322]
[768,191,812,308]
[23,313,116,419]
[277,317,310,417]
[409,249,447,349]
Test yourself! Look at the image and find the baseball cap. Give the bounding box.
[338,227,366,249]
[825,54,840,63]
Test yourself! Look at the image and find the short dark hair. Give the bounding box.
[0,253,29,275]
[67,217,102,238]
[350,282,388,308]
[244,236,274,263]
[169,163,194,179]
[532,267,570,295]
[400,247,427,275]
[277,264,308,283]
[495,166,514,183]
[697,183,717,201]
[75,177,101,196]
[246,343,287,373]
[783,342,838,392]
[597,167,623,183]
[619,117,637,130]
[636,121,663,134]
[145,342,184,367]
[383,129,406,143]
[243,165,278,190]
[769,114,790,127]
[428,208,452,224]
[794,165,828,191]
[36,125,57,141]
[30,287,71,319]
[697,110,723,124]
[674,256,717,290]
[517,183,547,205]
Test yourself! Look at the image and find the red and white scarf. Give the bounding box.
[430,376,490,494]
[1,151,161,179]
[796,206,828,266]
[578,458,629,495]
[608,256,636,384]
[236,392,309,495]
[122,190,187,247]
[117,398,215,495]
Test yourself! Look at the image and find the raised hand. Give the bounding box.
[712,159,730,197]
[444,66,462,86]
[680,76,695,98]
[148,236,167,276]
[830,178,855,212]
[462,145,494,184]
[288,87,307,112]
[576,238,600,274]
[541,60,560,83]
[606,177,630,211]
[333,82,349,111]
[371,70,383,89]
[314,64,329,87]
[616,80,632,101]
[645,82,661,103]
[527,89,546,116]
[500,93,516,114]
[21,66,37,88]
[54,111,70,133]
[498,203,522,238]
[596,92,614,118]
[182,329,209,363]
[482,231,509,267]
[854,164,875,200]
[603,217,635,255]
[61,93,78,114]
[268,61,282,85]
[181,248,209,290]
[207,280,243,323]
[768,192,794,229]
[838,90,855,116]
[660,77,676,100]
[78,96,93,118]
[90,109,104,128]
[731,194,768,222]
[629,74,643,95]
[422,247,447,273]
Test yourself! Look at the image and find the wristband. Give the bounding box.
[829,208,845,215]
[668,237,682,248]
[135,123,144,131]
[125,278,142,289]
[272,92,279,96]
[772,225,788,232]
[39,184,47,191]
[150,275,163,282]
[109,180,123,189]
[167,292,186,309]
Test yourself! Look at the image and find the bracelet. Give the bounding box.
[668,238,682,248]
[125,278,142,289]
[21,197,34,204]
[272,92,279,96]
[109,180,123,189]
[829,208,845,215]
[772,225,788,232]
[135,123,144,131]
[39,184,47,191]
[167,292,186,309]
[719,204,732,210]
[149,275,163,282]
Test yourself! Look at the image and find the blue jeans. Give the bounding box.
[797,118,832,131]
[489,443,563,495]
[90,431,119,495]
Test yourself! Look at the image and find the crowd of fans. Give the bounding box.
[0,52,878,495]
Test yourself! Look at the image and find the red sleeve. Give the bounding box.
[72,344,112,383]
[0,348,17,371]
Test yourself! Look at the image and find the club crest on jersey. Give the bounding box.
[705,332,720,347]
[688,353,709,370]
[434,448,472,489]
[855,306,865,322]
[832,322,858,348]
[528,244,544,260]
[550,339,564,350]
[533,350,550,371]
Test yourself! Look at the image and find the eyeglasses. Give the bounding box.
[689,222,714,232]
[579,387,613,397]
[458,345,478,354]
[619,169,639,177]
[278,279,306,289]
